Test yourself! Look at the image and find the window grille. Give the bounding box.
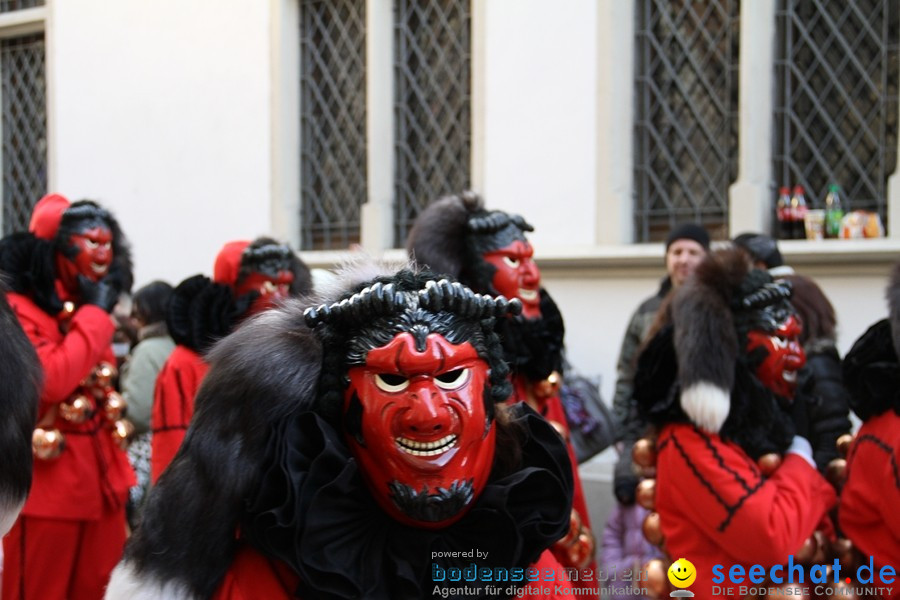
[773,0,899,228]
[394,0,470,247]
[633,0,740,242]
[1,33,46,235]
[299,0,367,250]
[0,0,43,12]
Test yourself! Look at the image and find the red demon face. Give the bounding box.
[481,240,541,319]
[343,332,495,528]
[746,314,807,399]
[56,225,113,293]
[234,269,294,316]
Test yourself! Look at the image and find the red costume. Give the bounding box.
[841,278,900,599]
[212,546,575,600]
[0,194,136,600]
[656,424,835,598]
[406,192,598,595]
[150,238,311,481]
[149,345,207,482]
[107,267,576,600]
[633,249,842,600]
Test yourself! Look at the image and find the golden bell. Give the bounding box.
[835,433,854,457]
[794,533,817,564]
[110,419,135,449]
[636,478,656,511]
[103,391,127,422]
[61,301,75,318]
[632,438,657,469]
[94,362,118,388]
[642,559,669,599]
[32,428,65,460]
[566,530,595,570]
[825,458,847,487]
[642,511,664,547]
[533,370,561,399]
[59,394,95,423]
[757,453,782,476]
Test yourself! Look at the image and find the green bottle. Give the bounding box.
[824,184,844,238]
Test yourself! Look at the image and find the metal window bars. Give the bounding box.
[0,0,43,12]
[1,32,47,235]
[393,0,470,247]
[300,0,367,250]
[633,0,740,243]
[773,0,899,228]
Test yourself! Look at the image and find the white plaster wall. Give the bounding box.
[480,0,598,250]
[48,0,274,289]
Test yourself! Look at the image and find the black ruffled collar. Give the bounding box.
[166,274,254,352]
[240,403,573,600]
[495,289,565,382]
[843,319,900,421]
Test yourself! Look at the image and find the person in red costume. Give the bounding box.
[632,248,840,600]
[840,262,900,599]
[105,265,579,600]
[406,191,598,589]
[150,237,311,482]
[0,193,136,600]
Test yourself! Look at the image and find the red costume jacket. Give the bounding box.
[8,291,134,519]
[510,376,598,600]
[839,410,900,599]
[150,344,208,483]
[213,546,575,600]
[656,423,836,600]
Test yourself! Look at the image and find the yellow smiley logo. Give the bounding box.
[667,558,697,588]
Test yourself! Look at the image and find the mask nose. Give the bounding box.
[398,380,451,437]
[521,259,540,286]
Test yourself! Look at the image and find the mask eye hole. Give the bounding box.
[502,256,520,269]
[375,373,409,393]
[434,368,469,390]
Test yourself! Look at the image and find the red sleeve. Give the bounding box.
[150,347,207,483]
[659,425,836,565]
[10,296,115,404]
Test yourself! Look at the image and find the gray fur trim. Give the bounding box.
[888,262,900,358]
[406,191,483,278]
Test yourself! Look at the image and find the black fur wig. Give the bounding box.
[0,281,41,536]
[166,238,312,354]
[106,263,572,600]
[406,191,563,382]
[842,261,900,421]
[634,248,796,458]
[0,200,133,314]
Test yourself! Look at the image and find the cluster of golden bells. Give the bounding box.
[632,433,864,599]
[554,508,596,570]
[32,362,134,460]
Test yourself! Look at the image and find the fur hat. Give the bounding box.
[406,191,533,294]
[672,247,794,433]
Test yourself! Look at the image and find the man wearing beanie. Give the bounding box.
[610,222,709,505]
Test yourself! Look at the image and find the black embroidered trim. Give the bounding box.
[852,434,900,490]
[668,428,765,533]
[697,427,756,495]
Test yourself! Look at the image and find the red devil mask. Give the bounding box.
[482,240,541,319]
[235,269,294,316]
[746,314,806,399]
[343,331,495,528]
[56,224,114,294]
